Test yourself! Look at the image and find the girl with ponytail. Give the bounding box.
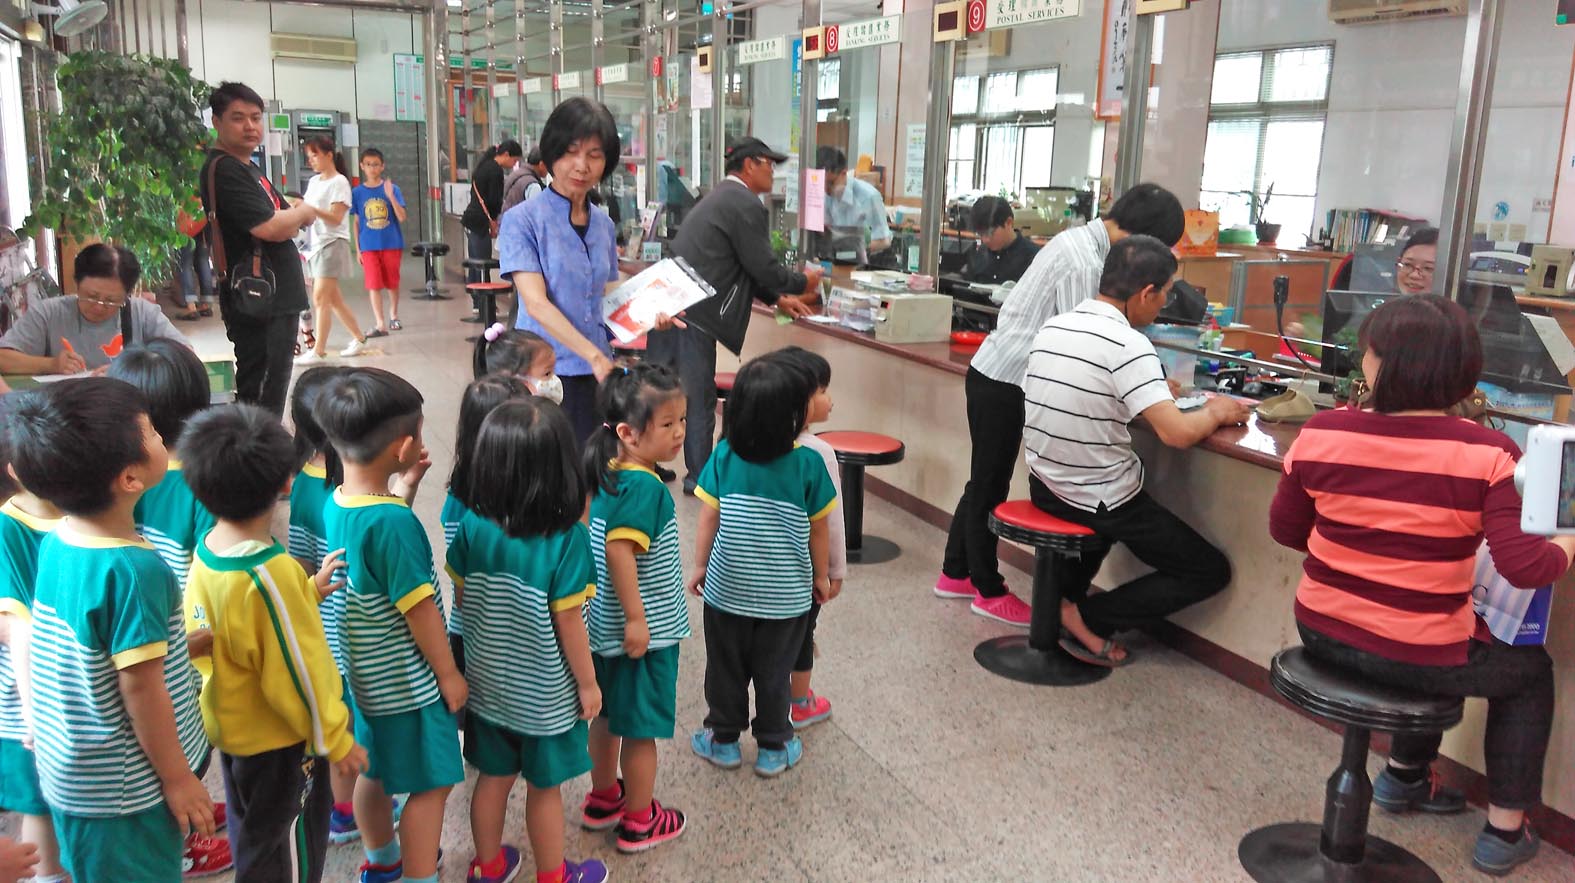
[298,135,370,363]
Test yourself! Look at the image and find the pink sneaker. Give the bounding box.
[790,691,832,729]
[934,574,977,599]
[970,591,1032,628]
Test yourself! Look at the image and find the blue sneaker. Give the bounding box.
[754,735,804,778]
[691,728,742,769]
[1373,766,1465,814]
[566,858,609,883]
[466,844,521,883]
[1473,824,1539,877]
[329,795,409,845]
[358,860,401,883]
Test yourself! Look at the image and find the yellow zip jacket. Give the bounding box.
[184,537,354,762]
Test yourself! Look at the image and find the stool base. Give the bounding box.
[973,635,1110,686]
[1239,823,1441,883]
[409,287,452,301]
[847,536,901,565]
[460,316,484,323]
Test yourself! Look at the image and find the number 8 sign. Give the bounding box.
[824,24,840,54]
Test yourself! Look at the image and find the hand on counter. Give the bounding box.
[776,294,816,320]
[1167,377,1183,398]
[1206,395,1252,427]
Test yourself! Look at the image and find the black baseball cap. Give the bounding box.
[725,136,790,165]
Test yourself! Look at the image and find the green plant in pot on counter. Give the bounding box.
[24,52,210,288]
[1236,182,1279,245]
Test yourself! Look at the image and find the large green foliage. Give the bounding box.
[24,52,209,286]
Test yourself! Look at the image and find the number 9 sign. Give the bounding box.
[966,0,987,33]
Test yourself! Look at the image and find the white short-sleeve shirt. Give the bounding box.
[304,173,353,252]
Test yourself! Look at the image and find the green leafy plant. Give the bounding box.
[24,52,210,287]
[1235,182,1275,224]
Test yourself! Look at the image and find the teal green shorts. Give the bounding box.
[593,645,680,740]
[463,715,590,790]
[354,700,464,796]
[53,805,182,882]
[0,737,46,815]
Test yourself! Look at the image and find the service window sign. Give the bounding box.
[831,15,903,53]
[559,71,583,90]
[521,77,546,95]
[600,63,630,85]
[737,36,788,65]
[985,0,1080,29]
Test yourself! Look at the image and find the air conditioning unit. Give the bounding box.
[270,33,358,64]
[1329,0,1466,25]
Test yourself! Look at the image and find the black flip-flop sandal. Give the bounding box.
[1058,634,1134,668]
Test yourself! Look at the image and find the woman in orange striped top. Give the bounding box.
[1270,295,1575,876]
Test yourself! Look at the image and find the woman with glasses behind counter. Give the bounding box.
[0,244,190,376]
[1395,227,1437,295]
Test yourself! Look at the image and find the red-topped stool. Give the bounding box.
[716,371,736,435]
[462,257,502,324]
[817,431,905,565]
[973,501,1110,686]
[464,281,514,342]
[409,242,452,301]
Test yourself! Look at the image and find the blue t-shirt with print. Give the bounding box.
[351,182,406,252]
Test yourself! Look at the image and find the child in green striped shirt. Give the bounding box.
[110,339,215,592]
[580,364,691,853]
[451,398,607,883]
[315,369,460,883]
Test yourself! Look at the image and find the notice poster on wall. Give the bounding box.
[903,125,925,197]
[690,55,713,110]
[393,53,426,123]
[803,169,826,232]
[1096,0,1131,119]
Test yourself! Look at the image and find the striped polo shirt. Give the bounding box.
[0,501,60,742]
[587,464,691,655]
[1270,409,1569,665]
[970,219,1110,387]
[695,440,838,620]
[1022,299,1174,512]
[447,510,595,736]
[287,463,342,666]
[134,460,215,591]
[440,492,466,637]
[30,526,208,817]
[323,491,442,718]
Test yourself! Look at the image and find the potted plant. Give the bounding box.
[1240,182,1279,245]
[24,52,210,290]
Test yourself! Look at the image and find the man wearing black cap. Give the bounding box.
[647,136,825,493]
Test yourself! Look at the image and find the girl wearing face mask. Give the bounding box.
[474,325,564,404]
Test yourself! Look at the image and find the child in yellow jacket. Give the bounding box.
[180,403,367,882]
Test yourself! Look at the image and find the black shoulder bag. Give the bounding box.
[205,155,277,319]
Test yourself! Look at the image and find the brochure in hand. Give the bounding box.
[603,257,716,343]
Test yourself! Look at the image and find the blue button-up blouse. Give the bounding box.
[499,185,620,377]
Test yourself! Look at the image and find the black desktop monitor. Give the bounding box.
[1458,282,1571,395]
[1318,289,1391,379]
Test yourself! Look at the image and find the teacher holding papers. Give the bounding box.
[0,243,189,377]
[500,97,625,445]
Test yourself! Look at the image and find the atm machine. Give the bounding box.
[285,109,355,192]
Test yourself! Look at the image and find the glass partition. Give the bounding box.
[730,0,802,243]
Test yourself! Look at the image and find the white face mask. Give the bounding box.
[529,374,564,405]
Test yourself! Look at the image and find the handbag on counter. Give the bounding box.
[205,156,277,319]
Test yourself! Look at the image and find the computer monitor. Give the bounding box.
[809,225,869,266]
[1348,242,1402,291]
[1458,282,1571,395]
[1318,289,1391,379]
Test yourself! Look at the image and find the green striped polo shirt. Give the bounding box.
[287,463,343,668]
[322,491,441,718]
[440,492,466,637]
[30,526,208,817]
[695,440,837,620]
[133,460,215,592]
[446,510,594,736]
[586,464,690,655]
[0,501,60,741]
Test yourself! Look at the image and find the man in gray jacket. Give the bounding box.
[648,137,823,493]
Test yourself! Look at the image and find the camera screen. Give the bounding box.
[1559,441,1575,529]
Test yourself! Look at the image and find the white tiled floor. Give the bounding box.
[46,263,1575,880]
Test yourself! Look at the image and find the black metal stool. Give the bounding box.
[462,257,501,323]
[973,501,1110,686]
[816,431,905,565]
[409,242,452,300]
[464,281,514,342]
[1238,646,1463,883]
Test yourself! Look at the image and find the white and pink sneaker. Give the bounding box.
[970,591,1032,628]
[934,574,977,599]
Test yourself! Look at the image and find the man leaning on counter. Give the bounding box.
[818,146,893,259]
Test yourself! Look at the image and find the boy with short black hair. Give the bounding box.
[180,403,369,882]
[314,368,464,883]
[0,391,67,883]
[7,377,216,882]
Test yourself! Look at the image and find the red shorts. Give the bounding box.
[359,248,402,291]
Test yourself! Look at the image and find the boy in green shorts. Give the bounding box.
[316,368,464,883]
[0,391,66,883]
[8,377,216,882]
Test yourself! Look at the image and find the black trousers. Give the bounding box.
[702,604,811,748]
[942,368,1026,598]
[560,373,602,450]
[221,744,332,883]
[1029,476,1231,638]
[225,311,298,415]
[645,324,718,491]
[793,601,822,673]
[1299,625,1554,809]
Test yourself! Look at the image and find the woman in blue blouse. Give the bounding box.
[499,98,623,444]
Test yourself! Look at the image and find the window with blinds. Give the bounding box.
[948,67,1058,198]
[1200,44,1333,248]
